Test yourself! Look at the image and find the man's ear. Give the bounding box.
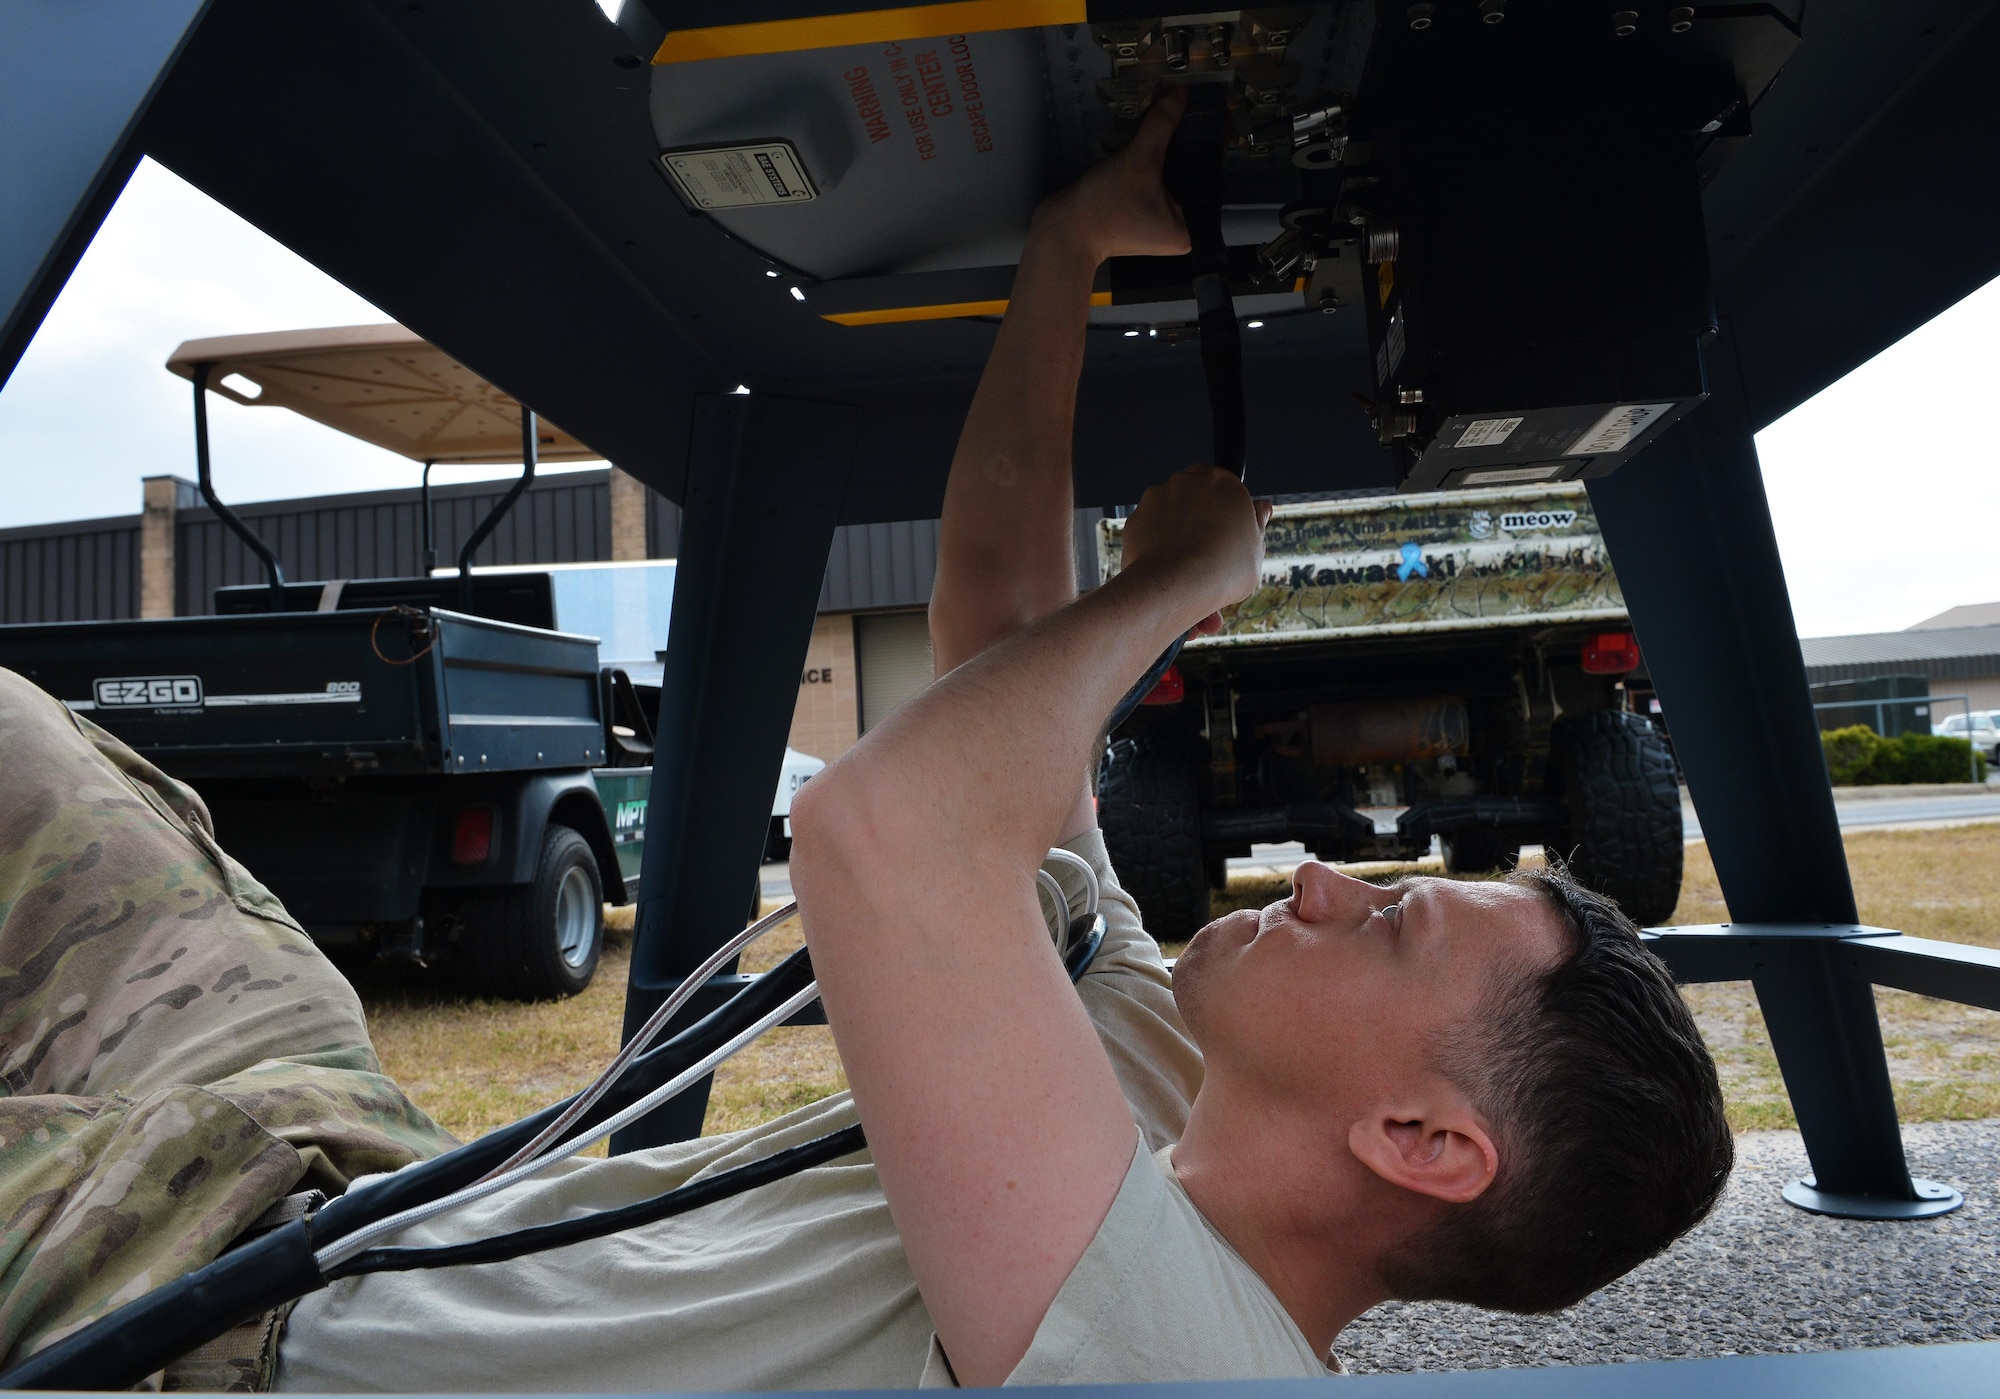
[1346,1098,1499,1205]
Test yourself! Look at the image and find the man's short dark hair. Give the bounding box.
[1380,863,1733,1313]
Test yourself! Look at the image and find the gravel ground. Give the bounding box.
[1337,1120,2000,1373]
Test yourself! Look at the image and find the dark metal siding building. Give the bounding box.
[0,472,1096,623]
[0,514,140,623]
[1801,625,2000,716]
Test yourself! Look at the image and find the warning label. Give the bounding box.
[1566,402,1672,456]
[663,143,817,209]
[1452,417,1523,450]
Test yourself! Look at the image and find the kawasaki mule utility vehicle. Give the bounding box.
[1098,484,1681,937]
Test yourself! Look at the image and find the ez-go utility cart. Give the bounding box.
[0,325,796,1000]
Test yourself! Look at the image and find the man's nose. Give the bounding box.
[1291,860,1381,924]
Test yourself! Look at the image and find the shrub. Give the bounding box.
[1896,733,1988,784]
[1821,725,1882,785]
[1821,725,1988,785]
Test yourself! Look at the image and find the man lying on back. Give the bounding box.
[1,89,1730,1391]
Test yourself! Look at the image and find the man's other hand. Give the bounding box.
[1037,86,1192,264]
[1120,466,1271,631]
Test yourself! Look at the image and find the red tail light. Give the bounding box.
[1140,664,1186,706]
[452,806,494,864]
[1582,631,1642,675]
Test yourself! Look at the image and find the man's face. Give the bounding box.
[1173,862,1570,1118]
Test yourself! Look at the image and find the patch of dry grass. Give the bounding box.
[1675,824,2000,1132]
[354,825,2000,1146]
[356,901,843,1146]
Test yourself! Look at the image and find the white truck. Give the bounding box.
[1096,484,1682,938]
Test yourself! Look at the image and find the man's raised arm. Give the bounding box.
[928,87,1192,841]
[928,89,1189,676]
[790,465,1264,1385]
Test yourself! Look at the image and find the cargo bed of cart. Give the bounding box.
[0,600,639,1000]
[16,605,608,779]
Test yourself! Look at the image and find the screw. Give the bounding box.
[1407,3,1434,29]
[1479,0,1506,22]
[1667,6,1694,30]
[1612,9,1638,35]
[1399,387,1425,404]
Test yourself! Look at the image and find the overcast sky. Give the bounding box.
[2,158,1995,638]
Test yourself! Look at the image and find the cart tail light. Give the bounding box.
[452,807,494,864]
[1141,664,1185,706]
[1582,631,1642,675]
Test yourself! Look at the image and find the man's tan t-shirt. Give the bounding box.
[275,831,1334,1391]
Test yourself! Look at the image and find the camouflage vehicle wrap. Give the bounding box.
[1099,484,1626,642]
[0,667,454,1384]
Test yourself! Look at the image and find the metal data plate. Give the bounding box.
[661,141,818,210]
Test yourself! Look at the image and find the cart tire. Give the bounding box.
[1551,710,1683,926]
[1441,829,1515,875]
[1097,734,1211,941]
[465,824,604,1000]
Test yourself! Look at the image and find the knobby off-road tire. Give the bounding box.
[1551,710,1683,926]
[464,824,604,1000]
[1441,828,1516,875]
[1097,734,1211,941]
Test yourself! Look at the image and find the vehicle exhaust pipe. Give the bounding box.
[1310,696,1467,766]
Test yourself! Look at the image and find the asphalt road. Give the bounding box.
[1683,791,2000,839]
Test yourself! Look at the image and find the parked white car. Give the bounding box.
[768,747,825,861]
[1933,710,2000,761]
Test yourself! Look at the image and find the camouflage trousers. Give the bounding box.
[0,667,456,1384]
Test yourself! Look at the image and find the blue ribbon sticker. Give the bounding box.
[1397,541,1430,582]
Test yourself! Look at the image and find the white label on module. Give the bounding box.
[662,143,818,209]
[1453,417,1523,449]
[1567,402,1673,455]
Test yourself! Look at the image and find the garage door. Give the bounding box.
[855,610,934,733]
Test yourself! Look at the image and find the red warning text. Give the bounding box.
[844,66,893,145]
[949,36,993,153]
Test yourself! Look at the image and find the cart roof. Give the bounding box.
[165,324,598,465]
